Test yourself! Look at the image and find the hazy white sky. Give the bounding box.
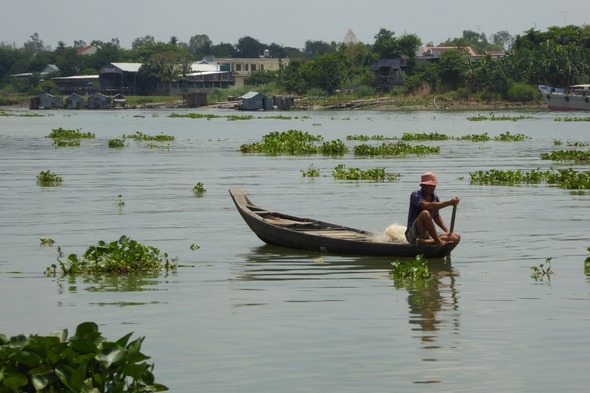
[1,0,589,50]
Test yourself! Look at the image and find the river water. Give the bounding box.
[1,107,589,392]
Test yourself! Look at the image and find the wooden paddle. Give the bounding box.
[449,204,457,234]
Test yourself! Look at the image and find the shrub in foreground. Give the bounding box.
[0,321,168,392]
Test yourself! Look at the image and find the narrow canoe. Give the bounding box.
[229,188,458,258]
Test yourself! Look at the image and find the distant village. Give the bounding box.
[16,45,504,111]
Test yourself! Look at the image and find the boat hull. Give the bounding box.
[229,188,458,258]
[539,85,590,111]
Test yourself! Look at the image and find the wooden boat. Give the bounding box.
[539,84,590,111]
[229,188,458,258]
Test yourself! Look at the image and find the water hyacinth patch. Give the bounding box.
[540,150,590,163]
[469,168,590,189]
[36,170,63,186]
[354,142,440,156]
[240,130,326,155]
[124,131,175,142]
[193,182,206,196]
[45,235,178,277]
[301,164,320,178]
[332,164,400,181]
[108,138,125,148]
[401,132,450,141]
[467,113,534,121]
[47,127,95,139]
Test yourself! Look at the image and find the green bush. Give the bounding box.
[506,83,539,102]
[0,322,168,392]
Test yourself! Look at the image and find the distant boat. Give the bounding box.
[229,188,459,258]
[539,84,590,111]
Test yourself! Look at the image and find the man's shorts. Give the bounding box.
[405,219,429,244]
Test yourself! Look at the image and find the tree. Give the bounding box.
[131,35,156,50]
[187,34,212,57]
[373,28,401,58]
[303,40,336,59]
[438,50,468,90]
[307,53,347,94]
[23,33,49,56]
[490,30,513,50]
[235,36,265,58]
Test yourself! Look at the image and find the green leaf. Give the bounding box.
[75,322,99,339]
[32,374,49,390]
[14,350,43,368]
[96,347,124,368]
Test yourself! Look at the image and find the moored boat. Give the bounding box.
[229,188,459,258]
[539,84,590,111]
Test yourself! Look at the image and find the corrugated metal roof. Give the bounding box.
[110,63,143,72]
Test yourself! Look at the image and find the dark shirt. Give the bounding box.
[406,189,440,228]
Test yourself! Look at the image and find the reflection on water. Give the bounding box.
[2,109,590,392]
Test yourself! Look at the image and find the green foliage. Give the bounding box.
[45,235,178,277]
[540,150,590,163]
[40,237,55,246]
[390,254,432,282]
[531,258,553,281]
[114,194,126,207]
[555,117,590,122]
[239,130,326,154]
[36,170,63,186]
[346,134,396,141]
[466,113,534,121]
[332,164,400,181]
[585,247,590,276]
[0,321,168,392]
[469,168,590,189]
[124,132,175,142]
[401,132,449,141]
[108,138,125,148]
[192,182,206,196]
[53,139,81,147]
[301,164,320,178]
[47,127,95,139]
[353,142,440,156]
[506,82,539,102]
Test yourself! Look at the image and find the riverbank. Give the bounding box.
[1,95,547,111]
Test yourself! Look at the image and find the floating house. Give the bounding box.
[112,93,127,108]
[29,93,62,109]
[88,93,112,109]
[238,91,273,110]
[65,93,85,109]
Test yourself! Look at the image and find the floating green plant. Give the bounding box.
[193,182,206,196]
[125,131,175,141]
[540,150,590,163]
[458,132,492,142]
[354,142,440,156]
[53,139,81,147]
[0,321,168,392]
[555,117,590,122]
[531,258,553,281]
[45,235,177,277]
[108,138,125,148]
[346,134,397,141]
[47,127,95,139]
[37,170,63,186]
[114,194,126,207]
[493,132,530,142]
[469,168,590,189]
[190,243,201,251]
[467,113,534,121]
[301,164,320,178]
[240,130,324,154]
[390,255,431,280]
[585,247,590,275]
[332,164,400,181]
[169,113,221,120]
[401,132,450,141]
[40,237,55,246]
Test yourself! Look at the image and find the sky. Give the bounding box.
[1,0,589,50]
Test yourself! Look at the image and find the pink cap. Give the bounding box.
[420,172,438,185]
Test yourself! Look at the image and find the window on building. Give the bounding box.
[244,64,249,71]
[260,64,264,71]
[235,64,242,71]
[251,64,257,72]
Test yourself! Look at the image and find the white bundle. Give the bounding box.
[384,224,408,243]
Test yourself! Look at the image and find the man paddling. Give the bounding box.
[405,172,461,247]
